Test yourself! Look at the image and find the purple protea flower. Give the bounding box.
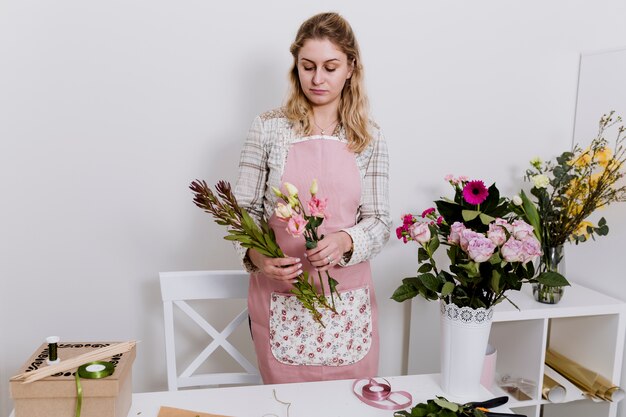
[462,180,489,205]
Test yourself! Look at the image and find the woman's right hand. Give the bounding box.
[247,249,302,284]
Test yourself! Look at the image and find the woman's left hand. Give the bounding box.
[306,231,352,272]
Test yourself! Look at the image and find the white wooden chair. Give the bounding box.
[159,270,261,390]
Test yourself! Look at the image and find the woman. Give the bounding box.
[234,12,390,384]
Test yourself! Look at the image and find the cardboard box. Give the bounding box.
[10,342,136,417]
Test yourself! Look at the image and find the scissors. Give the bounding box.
[468,396,527,417]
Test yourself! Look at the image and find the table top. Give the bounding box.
[126,373,513,417]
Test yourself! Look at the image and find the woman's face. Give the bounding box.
[296,38,353,110]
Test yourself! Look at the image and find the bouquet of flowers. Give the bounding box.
[189,180,337,326]
[272,179,341,310]
[514,111,626,249]
[392,176,568,310]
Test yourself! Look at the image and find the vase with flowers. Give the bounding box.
[393,176,567,397]
[513,111,626,304]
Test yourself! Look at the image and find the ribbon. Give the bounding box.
[74,361,115,417]
[352,378,413,411]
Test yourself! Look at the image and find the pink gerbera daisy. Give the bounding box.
[462,180,489,205]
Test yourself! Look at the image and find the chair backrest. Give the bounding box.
[159,270,261,390]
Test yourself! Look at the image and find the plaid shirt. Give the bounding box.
[233,108,391,272]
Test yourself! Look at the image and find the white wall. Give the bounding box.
[2,1,626,416]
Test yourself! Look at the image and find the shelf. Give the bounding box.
[493,283,626,322]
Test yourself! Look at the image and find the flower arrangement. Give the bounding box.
[392,176,568,310]
[514,111,626,249]
[272,179,341,310]
[189,180,336,326]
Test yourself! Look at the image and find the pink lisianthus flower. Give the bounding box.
[459,228,482,251]
[512,220,535,240]
[274,202,293,221]
[307,196,328,218]
[286,214,307,237]
[467,235,496,263]
[487,223,507,246]
[421,207,436,218]
[409,222,431,245]
[462,180,489,205]
[501,238,524,262]
[448,221,466,245]
[520,235,542,263]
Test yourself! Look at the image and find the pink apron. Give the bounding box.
[248,138,379,384]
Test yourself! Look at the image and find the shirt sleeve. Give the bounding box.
[233,116,268,272]
[339,129,391,266]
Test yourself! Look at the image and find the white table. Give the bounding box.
[127,373,514,417]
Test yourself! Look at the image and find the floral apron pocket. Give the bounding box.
[269,287,373,366]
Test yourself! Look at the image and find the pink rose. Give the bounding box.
[467,235,496,263]
[487,223,507,246]
[501,238,524,262]
[459,228,482,251]
[512,220,535,240]
[448,221,466,245]
[409,222,431,244]
[520,236,542,263]
[495,218,512,232]
[307,196,328,218]
[286,214,307,237]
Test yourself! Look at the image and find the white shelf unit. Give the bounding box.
[489,283,626,417]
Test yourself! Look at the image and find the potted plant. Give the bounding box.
[392,176,567,396]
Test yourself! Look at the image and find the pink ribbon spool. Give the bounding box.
[352,378,413,411]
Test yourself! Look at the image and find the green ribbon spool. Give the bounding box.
[74,361,115,417]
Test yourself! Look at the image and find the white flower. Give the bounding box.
[530,157,542,168]
[284,182,299,197]
[309,179,318,196]
[532,174,550,189]
[512,195,523,206]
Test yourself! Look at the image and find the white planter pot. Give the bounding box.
[440,300,494,398]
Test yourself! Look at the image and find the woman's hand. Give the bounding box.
[306,231,352,272]
[248,248,302,284]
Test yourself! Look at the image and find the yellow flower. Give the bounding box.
[594,147,613,168]
[573,220,594,240]
[571,148,592,168]
[589,171,603,188]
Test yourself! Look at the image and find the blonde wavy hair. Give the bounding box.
[284,12,372,153]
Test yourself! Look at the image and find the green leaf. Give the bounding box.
[462,209,480,221]
[391,283,419,302]
[419,273,440,292]
[441,281,455,297]
[428,234,440,255]
[520,190,542,242]
[418,247,430,263]
[490,270,501,292]
[418,263,433,273]
[434,398,459,411]
[536,271,570,287]
[478,212,495,225]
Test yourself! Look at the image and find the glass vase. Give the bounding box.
[533,245,565,304]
